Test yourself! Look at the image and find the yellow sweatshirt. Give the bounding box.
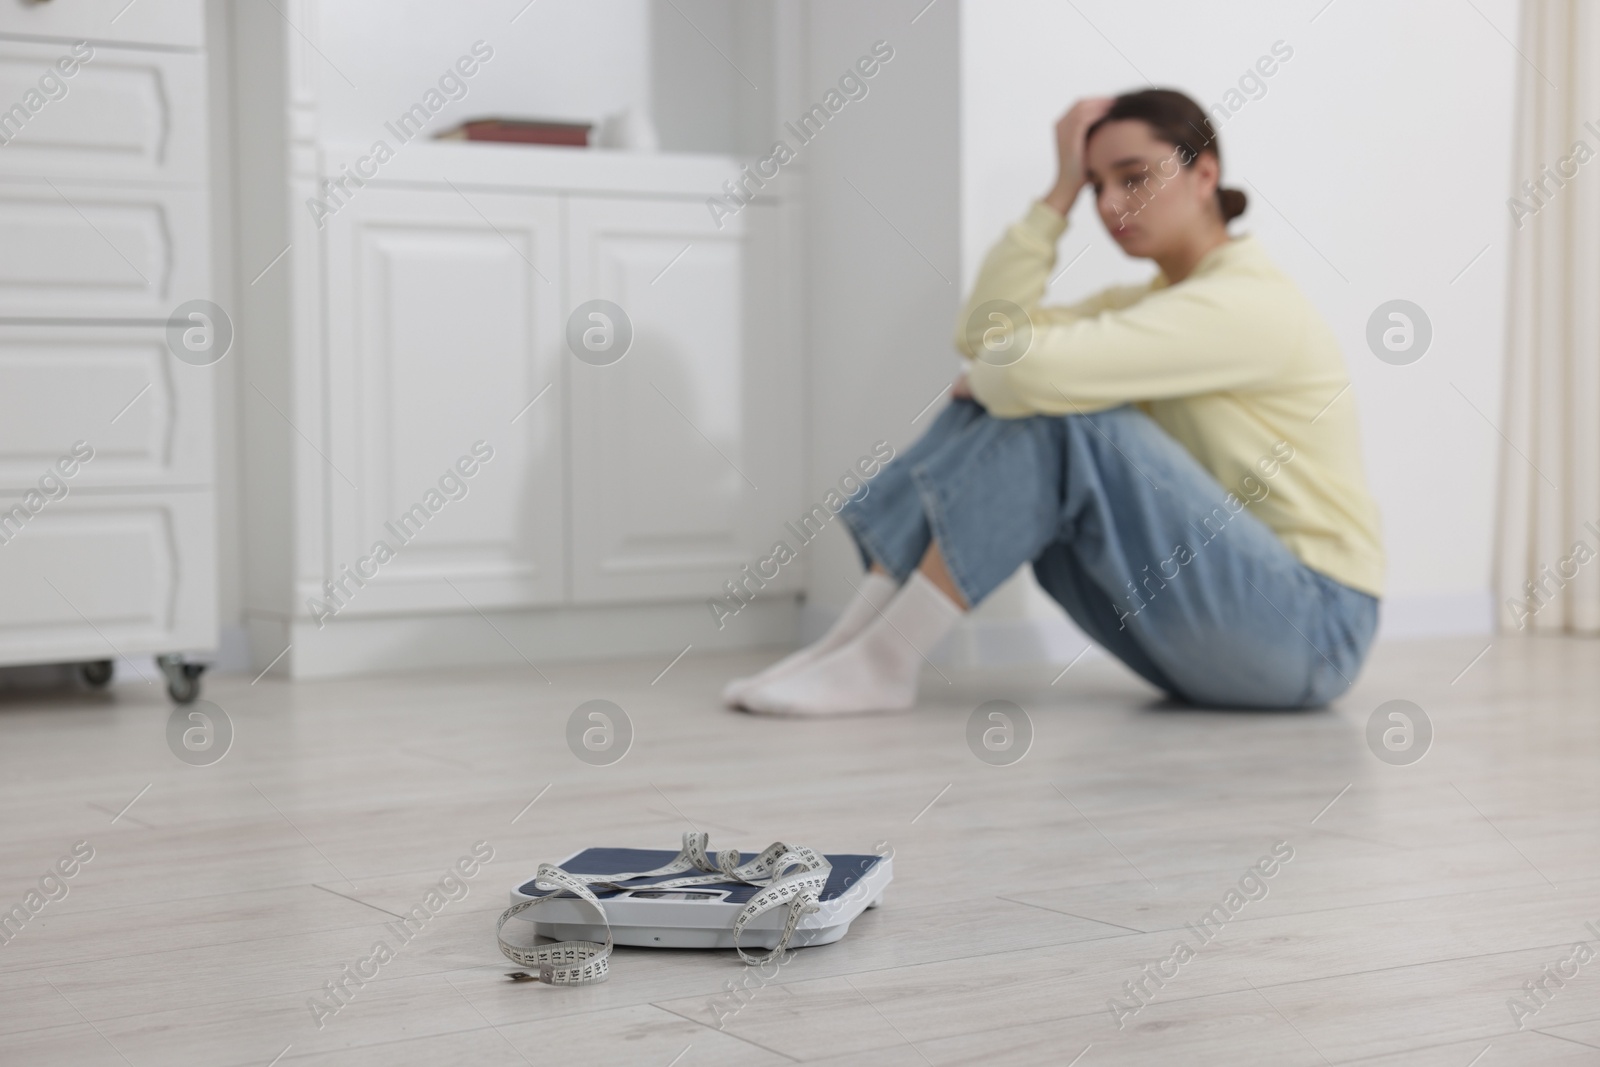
[957,201,1384,599]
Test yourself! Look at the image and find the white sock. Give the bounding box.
[740,571,963,716]
[721,571,899,707]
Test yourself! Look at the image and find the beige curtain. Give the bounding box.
[1496,0,1600,635]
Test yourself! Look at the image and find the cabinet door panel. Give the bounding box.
[323,186,564,615]
[568,196,801,603]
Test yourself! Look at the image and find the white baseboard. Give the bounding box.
[214,624,253,672]
[166,588,1492,682]
[1372,589,1495,641]
[241,598,802,680]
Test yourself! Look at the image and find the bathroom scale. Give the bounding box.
[508,846,892,950]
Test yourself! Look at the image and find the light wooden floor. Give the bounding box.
[2,633,1599,1066]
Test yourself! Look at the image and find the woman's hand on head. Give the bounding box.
[1044,97,1115,215]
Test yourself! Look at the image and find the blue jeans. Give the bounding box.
[838,401,1379,709]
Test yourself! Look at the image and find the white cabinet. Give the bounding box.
[0,13,217,683]
[568,196,802,602]
[323,187,566,612]
[315,181,802,617]
[235,1,806,676]
[239,151,803,676]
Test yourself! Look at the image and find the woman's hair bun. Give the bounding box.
[1217,187,1248,223]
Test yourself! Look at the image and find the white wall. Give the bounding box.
[312,0,651,142]
[958,0,1521,642]
[309,0,773,155]
[207,0,245,666]
[797,0,964,631]
[650,0,775,155]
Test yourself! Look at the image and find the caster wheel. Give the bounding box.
[156,655,206,705]
[78,659,114,689]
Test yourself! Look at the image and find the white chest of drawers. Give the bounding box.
[0,1,218,698]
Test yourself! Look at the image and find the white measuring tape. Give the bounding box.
[495,831,832,984]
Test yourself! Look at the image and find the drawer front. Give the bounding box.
[0,488,216,664]
[0,40,204,182]
[0,0,203,50]
[0,326,214,490]
[0,180,207,318]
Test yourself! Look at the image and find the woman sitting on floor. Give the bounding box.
[726,88,1384,715]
